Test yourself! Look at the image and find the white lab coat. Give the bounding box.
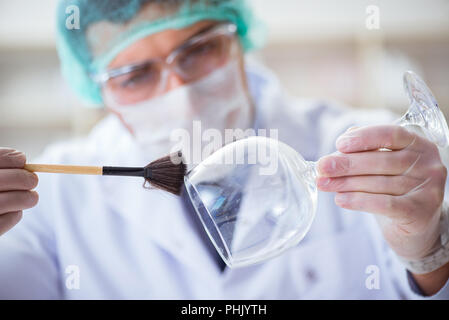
[1,62,448,299]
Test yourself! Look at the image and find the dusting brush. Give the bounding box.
[24,151,187,195]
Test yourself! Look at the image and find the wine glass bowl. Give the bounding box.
[184,137,318,267]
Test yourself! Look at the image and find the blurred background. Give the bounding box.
[0,0,449,159]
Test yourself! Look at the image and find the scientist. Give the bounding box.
[0,0,448,299]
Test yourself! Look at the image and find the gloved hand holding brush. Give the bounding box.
[0,148,39,235]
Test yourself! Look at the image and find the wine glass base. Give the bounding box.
[403,71,449,148]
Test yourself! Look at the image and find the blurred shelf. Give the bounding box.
[1,0,449,49]
[0,0,57,50]
[251,0,449,46]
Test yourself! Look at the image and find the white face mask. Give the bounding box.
[107,60,253,163]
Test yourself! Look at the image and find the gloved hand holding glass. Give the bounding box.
[184,71,449,268]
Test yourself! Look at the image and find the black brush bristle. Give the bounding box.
[143,151,187,195]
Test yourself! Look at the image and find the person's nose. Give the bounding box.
[164,71,186,93]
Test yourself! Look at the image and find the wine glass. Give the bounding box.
[183,71,449,268]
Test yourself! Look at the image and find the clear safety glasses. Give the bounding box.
[92,23,238,106]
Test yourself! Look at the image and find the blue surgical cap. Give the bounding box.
[56,0,265,107]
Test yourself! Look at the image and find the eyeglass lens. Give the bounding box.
[105,33,233,105]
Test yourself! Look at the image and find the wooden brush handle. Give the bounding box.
[24,164,103,175]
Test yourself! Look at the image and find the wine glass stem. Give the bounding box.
[395,105,425,128]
